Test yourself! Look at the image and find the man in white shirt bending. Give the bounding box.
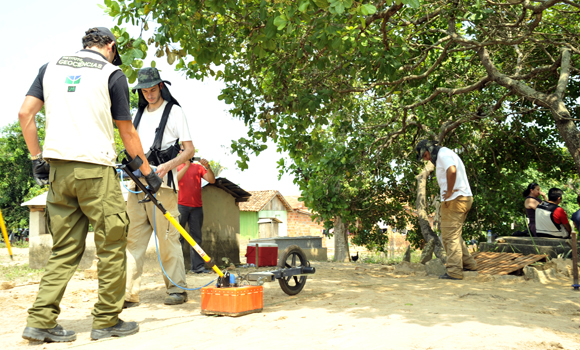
[416,140,477,280]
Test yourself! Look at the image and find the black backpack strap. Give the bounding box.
[133,89,149,129]
[136,100,179,193]
[154,102,178,193]
[166,139,181,193]
[151,101,175,151]
[133,106,145,130]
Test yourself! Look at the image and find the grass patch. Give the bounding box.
[0,264,44,283]
[359,250,423,265]
[0,241,29,248]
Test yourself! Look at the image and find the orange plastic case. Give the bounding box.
[201,286,263,317]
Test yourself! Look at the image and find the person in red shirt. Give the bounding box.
[177,149,215,273]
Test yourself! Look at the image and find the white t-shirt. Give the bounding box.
[435,147,472,201]
[136,99,192,189]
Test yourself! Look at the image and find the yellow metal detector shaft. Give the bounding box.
[164,212,224,277]
[0,208,13,260]
[118,155,224,278]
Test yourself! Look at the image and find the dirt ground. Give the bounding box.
[1,248,580,350]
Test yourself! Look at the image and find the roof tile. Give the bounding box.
[239,190,293,212]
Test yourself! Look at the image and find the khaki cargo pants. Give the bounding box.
[27,160,129,330]
[125,185,186,303]
[441,195,477,279]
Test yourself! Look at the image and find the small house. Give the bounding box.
[238,190,293,240]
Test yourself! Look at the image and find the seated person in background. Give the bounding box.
[523,182,547,236]
[535,187,571,239]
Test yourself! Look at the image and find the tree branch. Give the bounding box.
[554,48,571,100]
[478,46,551,109]
[402,76,491,110]
[364,3,403,27]
[562,0,580,9]
[523,0,566,12]
[338,40,452,93]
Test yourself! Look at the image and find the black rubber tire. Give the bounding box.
[277,245,309,295]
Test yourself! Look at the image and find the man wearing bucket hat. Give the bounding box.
[18,27,160,343]
[415,140,477,280]
[124,67,195,308]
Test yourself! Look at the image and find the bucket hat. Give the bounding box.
[132,67,171,91]
[415,140,439,162]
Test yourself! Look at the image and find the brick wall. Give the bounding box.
[287,211,325,237]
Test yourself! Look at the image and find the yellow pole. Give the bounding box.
[0,208,13,260]
[163,212,224,277]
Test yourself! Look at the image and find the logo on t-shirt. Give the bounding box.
[65,76,81,84]
[65,75,81,92]
[57,56,105,70]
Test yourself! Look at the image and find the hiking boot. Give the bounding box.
[90,319,139,340]
[123,301,139,309]
[22,324,76,342]
[439,273,462,280]
[164,292,188,305]
[193,268,211,274]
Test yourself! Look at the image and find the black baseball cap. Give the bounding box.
[93,27,122,66]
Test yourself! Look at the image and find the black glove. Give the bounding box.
[32,159,50,186]
[143,167,163,194]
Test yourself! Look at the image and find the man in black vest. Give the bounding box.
[535,188,571,239]
[124,68,195,308]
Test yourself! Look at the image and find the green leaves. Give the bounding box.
[359,4,377,16]
[329,0,354,15]
[405,0,421,9]
[273,14,288,30]
[0,115,48,230]
[106,0,121,17]
[313,0,329,9]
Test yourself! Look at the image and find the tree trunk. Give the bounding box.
[333,216,350,262]
[415,162,446,264]
[433,197,441,232]
[403,244,411,262]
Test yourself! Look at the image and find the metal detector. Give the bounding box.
[117,155,224,279]
[117,155,316,293]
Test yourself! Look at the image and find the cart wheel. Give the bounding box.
[278,245,309,295]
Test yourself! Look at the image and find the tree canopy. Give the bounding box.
[0,114,47,231]
[106,0,580,254]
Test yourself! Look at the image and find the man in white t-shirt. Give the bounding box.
[416,140,477,280]
[124,68,195,307]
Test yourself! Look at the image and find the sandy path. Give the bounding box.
[1,260,579,350]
